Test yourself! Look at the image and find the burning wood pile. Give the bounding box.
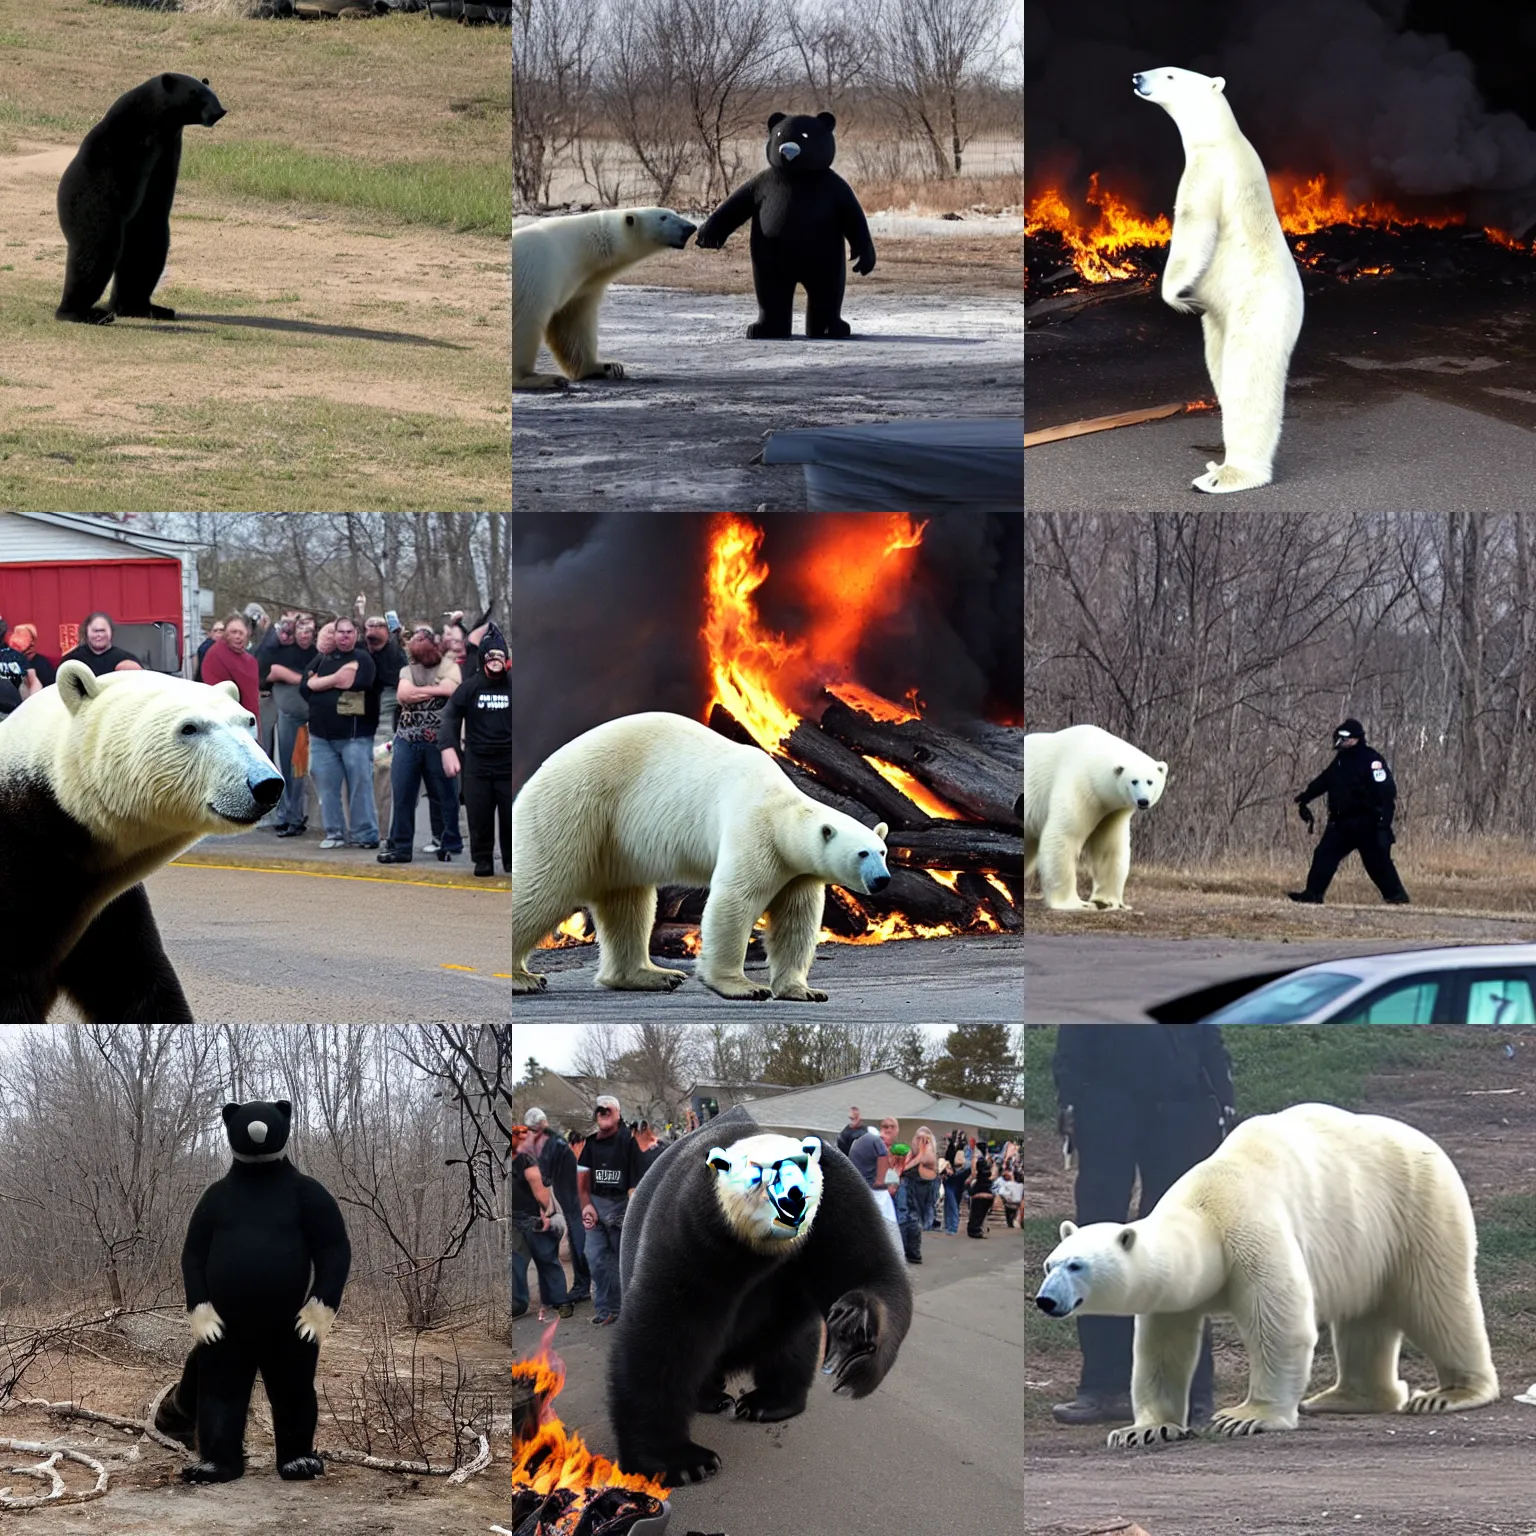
[1027,172,1535,314]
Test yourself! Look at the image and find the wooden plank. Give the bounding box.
[1025,402,1201,449]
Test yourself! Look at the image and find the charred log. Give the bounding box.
[783,722,932,830]
[845,867,974,927]
[956,871,1023,932]
[887,827,1025,878]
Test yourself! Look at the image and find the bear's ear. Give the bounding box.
[767,112,786,131]
[56,660,103,717]
[625,213,635,226]
[1157,761,1168,774]
[817,111,837,130]
[161,73,178,93]
[1210,76,1226,94]
[1113,764,1125,776]
[800,1136,821,1163]
[212,681,240,704]
[873,821,889,841]
[221,1103,241,1126]
[201,77,210,86]
[707,1148,731,1173]
[820,823,835,843]
[1116,1228,1137,1252]
[1059,1219,1078,1239]
[276,1100,292,1119]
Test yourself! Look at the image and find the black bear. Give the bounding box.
[695,111,876,339]
[608,1106,912,1485]
[163,1101,350,1483]
[56,73,227,325]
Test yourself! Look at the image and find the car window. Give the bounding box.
[1204,972,1360,1023]
[1465,977,1536,1026]
[1328,975,1443,1025]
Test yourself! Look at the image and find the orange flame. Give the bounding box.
[1025,173,1172,282]
[513,1323,670,1501]
[862,756,963,821]
[826,682,924,722]
[702,513,928,754]
[535,911,593,950]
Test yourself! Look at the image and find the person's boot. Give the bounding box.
[1385,893,1411,905]
[1287,891,1323,904]
[1051,1391,1132,1425]
[1189,1395,1215,1428]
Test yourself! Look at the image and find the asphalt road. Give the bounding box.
[1025,278,1536,513]
[513,287,1025,512]
[51,862,511,1024]
[516,1231,1024,1534]
[516,935,1026,1023]
[1024,936,1413,1023]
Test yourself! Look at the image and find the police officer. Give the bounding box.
[1049,1024,1234,1427]
[1288,718,1409,905]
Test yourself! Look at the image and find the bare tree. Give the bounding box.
[513,0,600,206]
[602,1,703,205]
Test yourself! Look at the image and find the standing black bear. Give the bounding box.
[695,111,875,339]
[160,1101,350,1483]
[608,1105,911,1485]
[56,73,227,325]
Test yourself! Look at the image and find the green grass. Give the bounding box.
[181,139,512,237]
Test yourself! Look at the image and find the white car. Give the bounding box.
[1146,945,1536,1025]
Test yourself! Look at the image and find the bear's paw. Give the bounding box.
[1106,1422,1189,1449]
[511,971,549,993]
[188,1301,225,1346]
[1193,461,1272,495]
[770,981,828,1003]
[181,1460,242,1483]
[295,1298,336,1346]
[1209,1404,1290,1436]
[278,1455,325,1480]
[646,1441,722,1487]
[732,1386,809,1423]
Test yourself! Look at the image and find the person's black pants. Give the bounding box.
[196,1324,320,1472]
[966,1191,993,1236]
[1073,1098,1220,1410]
[1302,817,1408,901]
[462,762,511,870]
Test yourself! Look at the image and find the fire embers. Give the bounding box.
[511,1484,668,1536]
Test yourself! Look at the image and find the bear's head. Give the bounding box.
[1035,1219,1137,1318]
[625,207,697,249]
[765,112,838,174]
[0,662,283,854]
[812,809,891,895]
[1131,67,1229,133]
[708,1132,824,1252]
[154,72,226,129]
[222,1100,292,1163]
[1110,755,1167,813]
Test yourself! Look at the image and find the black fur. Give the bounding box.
[608,1106,912,1486]
[0,773,192,1023]
[695,111,875,339]
[56,73,226,324]
[176,1102,350,1484]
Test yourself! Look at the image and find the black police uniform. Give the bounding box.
[1051,1024,1234,1418]
[1291,719,1408,904]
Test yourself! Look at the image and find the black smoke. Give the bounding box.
[1027,0,1536,235]
[511,513,1024,793]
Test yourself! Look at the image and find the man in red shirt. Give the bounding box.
[199,613,260,721]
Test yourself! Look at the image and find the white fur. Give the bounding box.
[512,208,696,390]
[1037,1103,1499,1447]
[1025,724,1166,911]
[0,662,278,913]
[707,1133,824,1253]
[189,1300,225,1346]
[295,1298,336,1346]
[1133,66,1305,493]
[511,712,891,1001]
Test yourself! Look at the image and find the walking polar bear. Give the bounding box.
[1024,723,1166,911]
[1037,1103,1499,1448]
[512,207,696,390]
[511,712,891,1000]
[1133,67,1304,493]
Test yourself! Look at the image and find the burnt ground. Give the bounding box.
[1023,1031,1536,1535]
[515,932,1024,1022]
[1024,276,1536,513]
[512,270,1024,512]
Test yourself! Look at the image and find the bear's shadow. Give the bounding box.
[143,314,466,349]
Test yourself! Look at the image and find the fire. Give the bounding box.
[929,868,962,892]
[862,756,964,821]
[535,911,593,950]
[1030,171,1530,284]
[702,513,929,754]
[826,682,923,722]
[513,1323,669,1502]
[825,913,960,944]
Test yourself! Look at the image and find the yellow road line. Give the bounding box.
[441,964,513,982]
[169,860,507,893]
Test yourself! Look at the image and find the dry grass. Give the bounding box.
[854,172,1022,216]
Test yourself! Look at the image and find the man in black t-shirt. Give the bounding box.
[263,615,317,837]
[439,624,510,878]
[61,613,143,677]
[299,619,379,850]
[361,617,405,741]
[577,1095,642,1325]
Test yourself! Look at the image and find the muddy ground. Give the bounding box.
[511,234,1024,512]
[0,1316,509,1531]
[1023,1031,1536,1534]
[516,932,1026,1022]
[1024,278,1536,514]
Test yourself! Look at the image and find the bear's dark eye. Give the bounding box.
[180,722,199,736]
[858,849,868,859]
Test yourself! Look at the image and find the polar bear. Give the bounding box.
[1025,723,1165,911]
[1036,1103,1499,1448]
[512,208,697,391]
[511,711,891,1000]
[0,662,282,1021]
[1133,67,1304,493]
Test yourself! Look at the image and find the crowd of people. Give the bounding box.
[0,601,511,879]
[510,1099,1022,1326]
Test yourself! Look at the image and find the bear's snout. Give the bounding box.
[1136,797,1151,809]
[779,143,801,161]
[1132,73,1151,96]
[1035,1292,1072,1316]
[249,769,283,810]
[203,103,227,127]
[866,872,891,895]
